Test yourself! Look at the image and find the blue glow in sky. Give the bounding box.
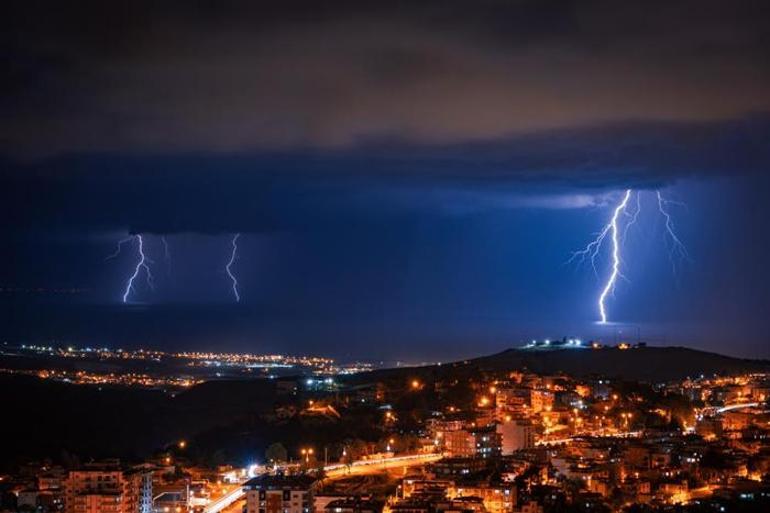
[2,1,769,360]
[2,172,768,360]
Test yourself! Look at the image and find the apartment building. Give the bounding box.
[64,461,152,513]
[244,474,317,513]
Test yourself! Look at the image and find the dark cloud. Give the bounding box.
[1,0,768,234]
[2,116,768,234]
[1,0,769,157]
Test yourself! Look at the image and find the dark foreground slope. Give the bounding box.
[0,375,277,470]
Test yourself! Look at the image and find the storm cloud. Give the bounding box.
[2,0,769,156]
[2,0,769,233]
[1,115,768,234]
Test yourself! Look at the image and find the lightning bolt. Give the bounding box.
[120,234,154,303]
[568,218,612,278]
[656,190,690,273]
[225,233,241,302]
[597,189,632,324]
[572,189,689,324]
[105,237,134,261]
[622,189,642,245]
[569,191,636,279]
[571,190,633,324]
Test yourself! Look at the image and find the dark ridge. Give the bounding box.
[345,345,770,385]
[469,346,770,382]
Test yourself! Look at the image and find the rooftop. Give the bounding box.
[244,474,317,490]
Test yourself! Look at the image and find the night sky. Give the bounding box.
[2,1,769,360]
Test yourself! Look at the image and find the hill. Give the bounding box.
[349,345,770,385]
[470,345,770,382]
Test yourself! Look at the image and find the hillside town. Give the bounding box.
[3,343,770,513]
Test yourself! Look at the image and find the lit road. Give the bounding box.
[221,497,246,513]
[697,402,763,418]
[203,453,443,513]
[324,453,444,479]
[716,402,759,413]
[204,488,245,513]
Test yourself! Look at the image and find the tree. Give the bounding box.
[314,462,327,482]
[265,442,288,464]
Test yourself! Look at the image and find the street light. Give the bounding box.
[301,447,314,463]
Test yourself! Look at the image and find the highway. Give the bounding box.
[203,453,443,513]
[324,453,444,478]
[205,487,245,513]
[716,402,759,413]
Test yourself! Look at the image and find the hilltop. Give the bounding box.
[352,345,770,384]
[471,345,770,382]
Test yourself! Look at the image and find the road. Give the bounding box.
[716,402,759,413]
[324,453,444,479]
[220,497,245,513]
[204,486,244,513]
[203,453,443,513]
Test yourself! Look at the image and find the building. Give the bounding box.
[454,483,516,513]
[529,390,553,414]
[151,478,189,513]
[64,462,152,513]
[401,479,454,499]
[497,421,535,454]
[432,458,488,478]
[315,494,373,513]
[514,502,542,513]
[244,474,317,513]
[470,427,502,459]
[495,388,529,417]
[443,431,476,458]
[323,497,380,513]
[441,428,501,459]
